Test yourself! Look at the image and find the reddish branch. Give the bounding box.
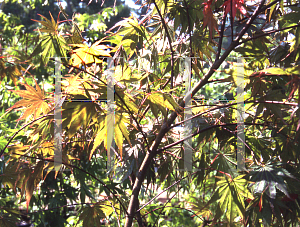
[170,100,298,129]
[125,1,266,226]
[157,122,265,154]
[239,23,300,45]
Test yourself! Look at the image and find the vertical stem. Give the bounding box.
[183,0,193,57]
[230,0,234,42]
[152,0,174,89]
[216,13,227,60]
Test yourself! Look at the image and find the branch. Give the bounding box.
[142,205,203,221]
[153,186,183,226]
[0,114,52,158]
[230,0,234,42]
[259,0,281,13]
[239,23,300,45]
[26,202,120,214]
[183,0,193,57]
[137,173,195,212]
[170,99,298,129]
[216,12,227,60]
[125,2,266,226]
[108,199,121,227]
[152,0,175,89]
[157,122,265,153]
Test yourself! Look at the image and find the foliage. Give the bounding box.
[1,0,300,226]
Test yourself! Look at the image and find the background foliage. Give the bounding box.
[1,0,300,226]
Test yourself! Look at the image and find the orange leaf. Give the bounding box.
[8,81,50,121]
[25,177,35,212]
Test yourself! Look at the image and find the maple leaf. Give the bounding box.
[144,91,181,117]
[7,81,50,121]
[222,0,247,19]
[32,12,59,35]
[203,0,219,39]
[62,74,87,95]
[208,175,254,224]
[62,95,98,138]
[90,112,131,160]
[69,40,111,67]
[0,58,25,86]
[79,203,106,227]
[31,12,68,65]
[114,112,132,158]
[0,159,45,212]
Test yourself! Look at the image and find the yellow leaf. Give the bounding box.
[40,141,54,156]
[62,98,98,138]
[69,41,110,67]
[90,120,106,160]
[62,75,86,94]
[90,113,131,159]
[147,92,180,112]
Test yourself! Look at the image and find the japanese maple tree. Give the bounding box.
[1,0,300,226]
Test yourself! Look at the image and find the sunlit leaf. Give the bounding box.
[69,40,110,67]
[7,81,50,121]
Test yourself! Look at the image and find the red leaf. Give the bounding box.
[281,193,298,202]
[246,198,252,203]
[258,195,263,212]
[203,0,219,39]
[222,0,247,19]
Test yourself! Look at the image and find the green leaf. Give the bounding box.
[146,92,180,116]
[249,161,296,200]
[78,204,106,227]
[208,175,254,224]
[31,13,68,64]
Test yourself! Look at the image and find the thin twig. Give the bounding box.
[170,99,297,129]
[152,0,175,89]
[153,186,183,226]
[157,122,265,153]
[230,0,234,42]
[137,173,195,212]
[239,23,300,45]
[0,114,52,157]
